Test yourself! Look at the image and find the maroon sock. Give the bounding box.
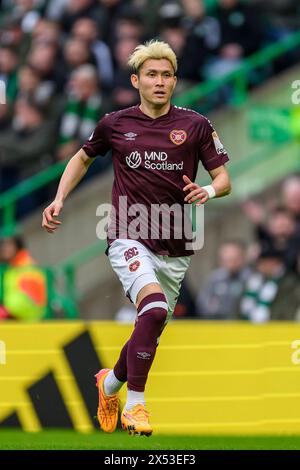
[113,293,168,387]
[114,340,129,383]
[127,293,168,392]
[113,293,168,388]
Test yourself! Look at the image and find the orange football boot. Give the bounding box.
[95,369,119,433]
[121,404,152,436]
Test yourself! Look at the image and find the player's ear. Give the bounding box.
[131,74,139,90]
[172,75,177,91]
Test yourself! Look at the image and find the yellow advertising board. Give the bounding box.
[0,321,300,434]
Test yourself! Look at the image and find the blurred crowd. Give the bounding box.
[1,0,300,204]
[188,175,300,322]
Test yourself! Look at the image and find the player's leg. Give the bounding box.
[112,240,171,435]
[119,280,168,435]
[116,255,190,436]
[113,252,168,435]
[113,282,164,384]
[96,240,165,434]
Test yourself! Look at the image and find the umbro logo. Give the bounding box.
[137,352,151,360]
[124,132,138,141]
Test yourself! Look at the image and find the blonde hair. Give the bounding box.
[128,40,177,74]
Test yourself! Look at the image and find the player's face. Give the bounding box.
[131,59,177,107]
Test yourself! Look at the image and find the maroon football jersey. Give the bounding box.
[82,104,229,256]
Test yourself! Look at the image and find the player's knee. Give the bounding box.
[137,292,168,325]
[147,306,168,326]
[135,281,163,306]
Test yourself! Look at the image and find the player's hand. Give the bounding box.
[182,175,209,206]
[42,200,63,233]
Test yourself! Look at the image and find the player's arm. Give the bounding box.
[183,165,231,206]
[208,165,231,198]
[42,148,95,233]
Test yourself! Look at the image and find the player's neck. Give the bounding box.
[139,102,171,119]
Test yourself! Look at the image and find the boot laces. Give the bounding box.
[107,396,118,414]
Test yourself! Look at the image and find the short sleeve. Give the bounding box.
[82,114,113,158]
[198,118,229,171]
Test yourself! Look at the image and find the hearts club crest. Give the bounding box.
[129,260,141,272]
[170,129,187,146]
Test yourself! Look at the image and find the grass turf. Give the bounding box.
[0,431,300,450]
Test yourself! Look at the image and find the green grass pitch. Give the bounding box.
[1,431,300,450]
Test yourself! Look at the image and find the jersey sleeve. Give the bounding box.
[82,113,113,158]
[198,117,229,171]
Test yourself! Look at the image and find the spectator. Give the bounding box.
[282,176,300,235]
[63,36,95,71]
[57,64,110,160]
[0,96,56,193]
[27,41,64,90]
[96,0,131,46]
[0,18,25,55]
[173,279,196,318]
[17,63,55,106]
[181,0,220,63]
[71,17,114,89]
[0,46,18,129]
[158,0,183,29]
[60,0,102,34]
[7,0,42,34]
[216,0,263,57]
[16,59,64,125]
[0,46,18,102]
[0,234,47,321]
[0,234,35,266]
[261,207,300,272]
[159,24,203,83]
[112,36,139,109]
[0,101,11,132]
[113,11,145,43]
[135,0,165,38]
[243,178,300,272]
[203,0,264,80]
[31,17,61,47]
[238,247,300,322]
[197,240,251,319]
